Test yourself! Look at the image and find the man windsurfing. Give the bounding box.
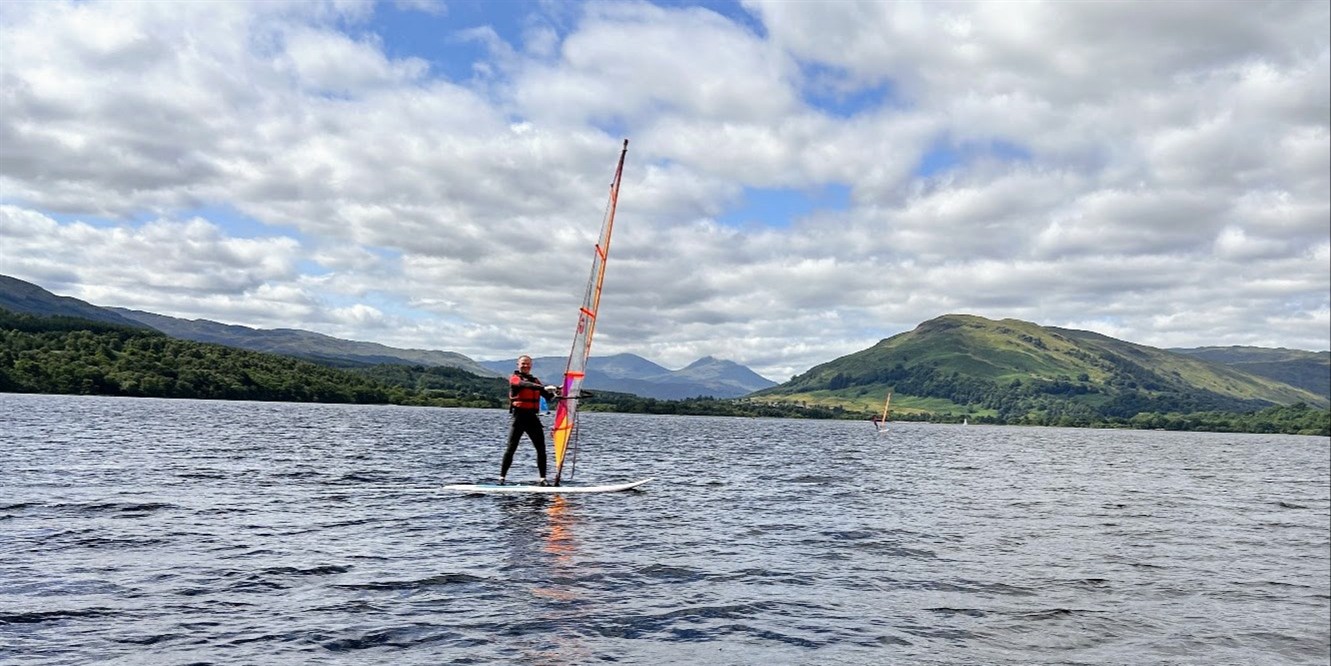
[500,355,559,485]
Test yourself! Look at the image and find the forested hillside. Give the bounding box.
[2,309,1325,435]
[0,274,498,376]
[0,310,464,406]
[754,314,1328,435]
[0,309,823,418]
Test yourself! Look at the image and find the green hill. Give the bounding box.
[1172,346,1330,400]
[753,314,1328,426]
[0,308,500,407]
[0,308,825,419]
[0,274,498,376]
[3,308,1325,435]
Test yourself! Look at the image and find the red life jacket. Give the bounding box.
[510,372,543,411]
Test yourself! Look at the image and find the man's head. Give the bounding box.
[516,355,533,371]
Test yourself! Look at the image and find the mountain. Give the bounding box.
[1171,346,1330,401]
[754,314,1328,423]
[0,275,770,392]
[0,275,151,330]
[0,274,498,377]
[480,353,776,400]
[110,308,500,377]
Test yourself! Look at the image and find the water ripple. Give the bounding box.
[1,395,1327,665]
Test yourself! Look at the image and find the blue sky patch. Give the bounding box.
[656,0,766,37]
[296,259,332,277]
[367,246,405,262]
[916,137,1033,178]
[800,62,900,118]
[916,141,962,178]
[22,203,308,246]
[717,183,852,228]
[178,204,303,240]
[360,0,565,84]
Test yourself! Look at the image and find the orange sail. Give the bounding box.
[551,140,629,484]
[876,392,892,432]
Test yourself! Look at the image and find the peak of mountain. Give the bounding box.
[674,356,776,391]
[594,353,674,378]
[0,275,151,330]
[479,352,776,400]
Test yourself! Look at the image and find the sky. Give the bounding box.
[1,0,1328,382]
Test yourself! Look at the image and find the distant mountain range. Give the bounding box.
[756,314,1329,421]
[0,274,773,400]
[4,275,1325,412]
[106,307,500,377]
[480,354,777,399]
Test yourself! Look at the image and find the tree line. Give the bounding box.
[1,309,1325,436]
[0,311,463,407]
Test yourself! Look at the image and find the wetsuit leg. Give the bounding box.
[525,417,548,478]
[500,415,524,477]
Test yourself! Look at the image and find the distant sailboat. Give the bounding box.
[873,391,892,434]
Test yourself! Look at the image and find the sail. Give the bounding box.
[551,140,629,484]
[876,391,892,432]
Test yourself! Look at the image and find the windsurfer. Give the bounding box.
[500,355,559,485]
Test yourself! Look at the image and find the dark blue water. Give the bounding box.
[2,393,1328,665]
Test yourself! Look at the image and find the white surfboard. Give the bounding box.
[442,478,653,494]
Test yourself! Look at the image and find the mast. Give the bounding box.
[550,139,629,485]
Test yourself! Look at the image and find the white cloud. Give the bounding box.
[512,2,799,127]
[1213,226,1288,261]
[278,28,429,93]
[1,0,1327,381]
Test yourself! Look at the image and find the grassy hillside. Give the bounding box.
[755,314,1328,426]
[5,307,1325,435]
[1172,346,1330,400]
[0,309,839,419]
[0,309,494,407]
[0,275,498,376]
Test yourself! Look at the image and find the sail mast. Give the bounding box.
[550,140,629,485]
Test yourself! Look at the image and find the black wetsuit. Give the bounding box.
[501,371,554,479]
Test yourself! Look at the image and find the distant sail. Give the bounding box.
[551,140,629,484]
[875,391,892,433]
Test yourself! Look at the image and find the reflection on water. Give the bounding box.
[495,494,588,663]
[541,495,578,574]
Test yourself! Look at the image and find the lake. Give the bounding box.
[2,393,1328,665]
